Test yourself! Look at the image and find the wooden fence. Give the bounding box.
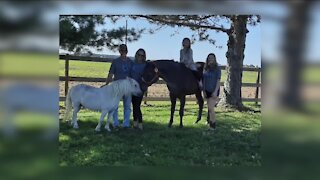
[59,54,261,103]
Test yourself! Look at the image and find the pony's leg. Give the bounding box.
[95,111,108,132]
[71,104,80,129]
[168,93,176,128]
[104,111,114,132]
[194,90,204,124]
[179,95,186,128]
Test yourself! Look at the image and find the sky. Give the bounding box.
[91,17,261,67]
[57,1,320,67]
[60,16,261,67]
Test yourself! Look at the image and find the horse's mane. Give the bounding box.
[153,60,176,64]
[153,60,205,72]
[152,60,192,72]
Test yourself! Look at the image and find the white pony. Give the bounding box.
[64,77,142,132]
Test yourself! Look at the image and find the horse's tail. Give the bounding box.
[63,87,73,122]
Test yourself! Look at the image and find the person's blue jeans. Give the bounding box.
[113,94,132,127]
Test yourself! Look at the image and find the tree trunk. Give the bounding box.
[279,1,310,110]
[218,15,248,110]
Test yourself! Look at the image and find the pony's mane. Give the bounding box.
[107,79,131,97]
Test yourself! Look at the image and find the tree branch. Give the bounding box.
[133,15,229,33]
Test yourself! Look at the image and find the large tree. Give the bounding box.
[278,1,311,110]
[59,15,144,54]
[131,15,260,110]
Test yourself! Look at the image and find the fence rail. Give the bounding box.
[59,54,262,103]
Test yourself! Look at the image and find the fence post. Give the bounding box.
[255,69,261,105]
[65,54,70,105]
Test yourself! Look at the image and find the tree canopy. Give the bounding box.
[59,15,144,53]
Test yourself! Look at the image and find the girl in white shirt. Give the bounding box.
[180,37,202,88]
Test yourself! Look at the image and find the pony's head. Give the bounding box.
[141,61,160,88]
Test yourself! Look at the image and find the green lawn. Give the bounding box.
[303,66,320,84]
[59,102,261,166]
[59,60,111,78]
[1,52,58,76]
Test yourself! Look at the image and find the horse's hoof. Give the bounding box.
[194,119,201,124]
[179,125,183,128]
[168,124,172,128]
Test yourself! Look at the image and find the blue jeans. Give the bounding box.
[113,94,132,127]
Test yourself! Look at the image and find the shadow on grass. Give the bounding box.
[59,110,261,167]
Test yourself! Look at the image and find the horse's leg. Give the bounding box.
[194,90,204,124]
[104,111,114,132]
[95,110,108,132]
[168,93,176,128]
[179,95,186,128]
[71,103,80,129]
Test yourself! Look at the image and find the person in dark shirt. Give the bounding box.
[130,48,147,130]
[202,53,221,130]
[106,44,133,129]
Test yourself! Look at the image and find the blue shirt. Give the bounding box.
[109,57,133,81]
[203,67,221,92]
[130,61,146,82]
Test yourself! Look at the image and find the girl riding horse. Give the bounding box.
[180,37,202,89]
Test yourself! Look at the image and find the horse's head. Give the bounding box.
[141,61,160,89]
[128,77,143,96]
[196,62,205,72]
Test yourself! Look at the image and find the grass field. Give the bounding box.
[59,102,261,166]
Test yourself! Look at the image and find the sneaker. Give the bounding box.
[209,121,216,129]
[112,125,120,131]
[121,125,131,130]
[133,121,138,129]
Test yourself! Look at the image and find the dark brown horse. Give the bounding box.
[140,60,205,128]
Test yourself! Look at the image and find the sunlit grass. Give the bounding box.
[59,101,261,166]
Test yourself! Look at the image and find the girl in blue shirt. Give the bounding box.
[130,48,147,130]
[203,53,221,130]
